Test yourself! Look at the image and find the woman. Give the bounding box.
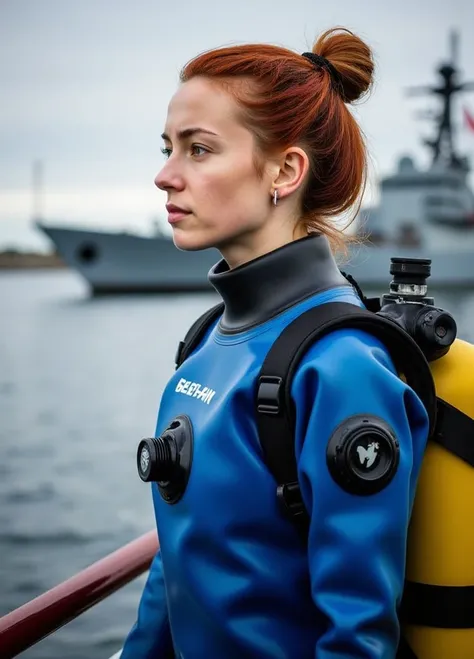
[121,27,429,659]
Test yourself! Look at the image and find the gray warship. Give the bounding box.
[39,33,474,294]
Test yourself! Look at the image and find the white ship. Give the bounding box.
[39,33,474,294]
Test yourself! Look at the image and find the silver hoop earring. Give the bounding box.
[273,189,278,206]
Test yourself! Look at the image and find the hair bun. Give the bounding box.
[313,27,374,103]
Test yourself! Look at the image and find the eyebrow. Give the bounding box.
[161,127,219,141]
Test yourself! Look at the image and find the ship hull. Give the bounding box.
[38,224,474,294]
[38,224,220,294]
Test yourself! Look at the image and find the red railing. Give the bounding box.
[0,530,159,658]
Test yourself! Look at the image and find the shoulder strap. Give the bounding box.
[175,302,225,369]
[433,399,474,467]
[256,301,437,537]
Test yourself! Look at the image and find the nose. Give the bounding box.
[154,158,185,192]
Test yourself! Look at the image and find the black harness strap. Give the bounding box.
[433,399,474,468]
[400,581,474,629]
[175,302,224,369]
[255,301,438,659]
[256,303,437,529]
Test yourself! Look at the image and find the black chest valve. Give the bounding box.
[137,414,193,504]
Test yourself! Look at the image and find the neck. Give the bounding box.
[217,218,308,270]
[208,233,350,333]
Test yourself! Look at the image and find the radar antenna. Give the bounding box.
[406,30,474,169]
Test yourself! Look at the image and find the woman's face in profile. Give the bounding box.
[155,76,277,256]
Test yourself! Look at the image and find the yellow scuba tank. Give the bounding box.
[402,337,474,659]
[376,258,474,659]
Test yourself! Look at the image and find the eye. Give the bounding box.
[161,147,172,159]
[191,144,209,157]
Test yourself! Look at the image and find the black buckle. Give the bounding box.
[277,481,306,520]
[257,376,282,415]
[175,340,185,369]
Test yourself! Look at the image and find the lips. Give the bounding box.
[166,203,191,224]
[166,203,189,214]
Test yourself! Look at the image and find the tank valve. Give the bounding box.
[380,257,457,361]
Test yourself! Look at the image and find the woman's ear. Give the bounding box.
[271,147,310,202]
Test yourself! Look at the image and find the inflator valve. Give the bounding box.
[137,433,178,483]
[136,415,194,504]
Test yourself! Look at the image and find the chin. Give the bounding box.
[171,228,216,252]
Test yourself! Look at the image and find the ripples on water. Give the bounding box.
[1,270,473,659]
[0,271,220,659]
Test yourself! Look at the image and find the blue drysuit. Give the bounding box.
[121,235,429,659]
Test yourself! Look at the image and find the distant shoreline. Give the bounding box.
[0,250,66,270]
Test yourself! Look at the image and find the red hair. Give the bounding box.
[180,28,374,252]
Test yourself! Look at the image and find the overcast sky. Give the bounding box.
[1,0,474,250]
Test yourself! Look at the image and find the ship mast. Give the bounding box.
[407,30,474,170]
